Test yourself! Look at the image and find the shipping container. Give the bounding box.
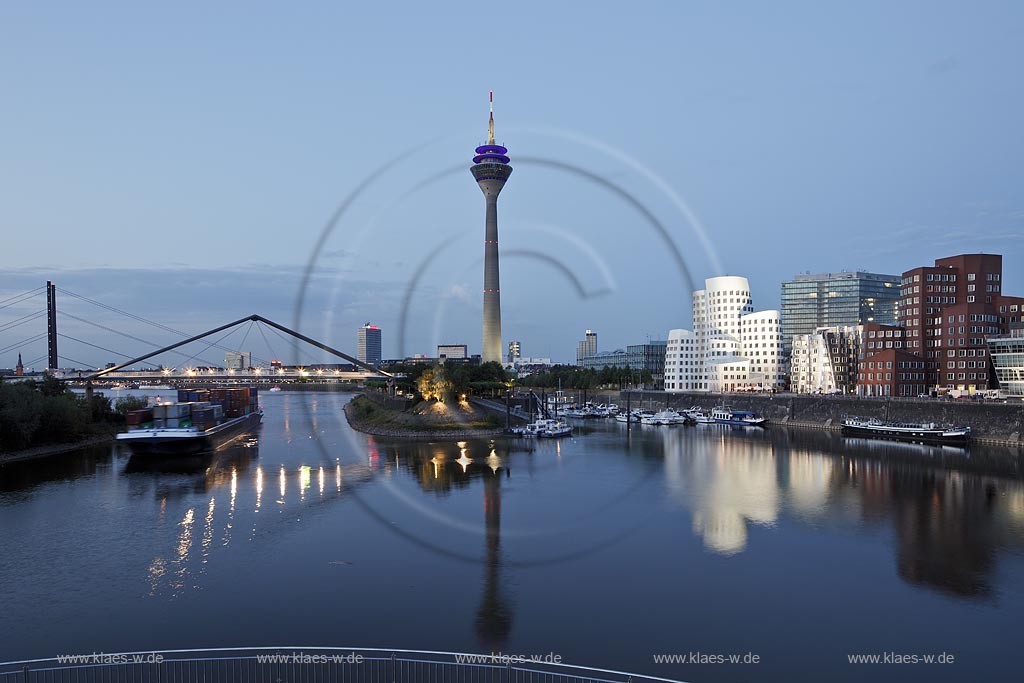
[152,404,168,419]
[165,403,191,418]
[125,408,153,426]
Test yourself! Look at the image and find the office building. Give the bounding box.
[224,351,252,370]
[665,276,785,393]
[987,326,1024,397]
[507,340,521,365]
[357,323,382,366]
[858,253,1024,395]
[780,271,899,360]
[790,326,862,394]
[438,344,468,362]
[576,330,597,366]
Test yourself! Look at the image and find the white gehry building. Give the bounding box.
[790,325,862,395]
[664,276,784,393]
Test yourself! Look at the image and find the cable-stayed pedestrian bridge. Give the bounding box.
[0,284,392,384]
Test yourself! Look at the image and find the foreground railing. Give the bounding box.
[0,647,686,683]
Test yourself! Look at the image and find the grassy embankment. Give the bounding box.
[345,394,502,434]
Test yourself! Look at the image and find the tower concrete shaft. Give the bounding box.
[480,179,504,364]
[471,92,512,365]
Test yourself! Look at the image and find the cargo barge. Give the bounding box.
[117,387,262,456]
[840,418,971,445]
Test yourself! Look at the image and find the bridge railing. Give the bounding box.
[0,647,687,683]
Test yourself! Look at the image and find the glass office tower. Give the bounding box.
[780,271,900,358]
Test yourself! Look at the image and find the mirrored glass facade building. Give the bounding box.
[780,271,900,360]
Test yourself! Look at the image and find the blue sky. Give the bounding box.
[2,1,1023,368]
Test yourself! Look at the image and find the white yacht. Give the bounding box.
[641,409,687,426]
[523,418,573,438]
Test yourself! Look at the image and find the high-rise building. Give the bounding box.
[357,323,382,366]
[507,340,521,365]
[576,330,597,366]
[780,271,899,360]
[224,351,252,370]
[790,326,862,394]
[858,253,1024,395]
[665,276,785,393]
[471,91,512,364]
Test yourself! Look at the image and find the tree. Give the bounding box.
[0,382,42,450]
[115,396,149,415]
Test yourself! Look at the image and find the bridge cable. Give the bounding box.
[56,287,273,366]
[261,321,323,367]
[0,333,48,356]
[58,333,160,368]
[0,310,47,335]
[174,324,246,370]
[236,320,254,356]
[60,311,223,369]
[255,321,278,364]
[0,287,45,311]
[57,354,94,370]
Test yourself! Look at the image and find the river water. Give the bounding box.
[1,390,1023,682]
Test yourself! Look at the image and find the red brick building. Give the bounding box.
[858,254,1022,396]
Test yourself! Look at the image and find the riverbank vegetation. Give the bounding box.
[345,394,502,436]
[369,362,509,401]
[0,377,120,452]
[517,365,652,390]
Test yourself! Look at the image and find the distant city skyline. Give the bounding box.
[2,2,1023,368]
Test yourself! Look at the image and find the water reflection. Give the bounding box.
[370,440,514,649]
[662,425,1024,598]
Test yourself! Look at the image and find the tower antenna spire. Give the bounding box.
[487,90,495,145]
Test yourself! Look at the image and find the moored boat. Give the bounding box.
[641,409,689,425]
[522,418,573,438]
[841,418,970,445]
[710,406,767,427]
[616,410,653,424]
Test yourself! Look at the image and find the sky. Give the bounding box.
[2,1,1023,368]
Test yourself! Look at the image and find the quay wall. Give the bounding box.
[622,392,1024,446]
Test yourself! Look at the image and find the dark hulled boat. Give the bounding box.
[841,418,970,445]
[116,387,262,456]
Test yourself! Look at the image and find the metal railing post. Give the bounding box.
[391,652,396,683]
[21,665,28,683]
[505,660,511,683]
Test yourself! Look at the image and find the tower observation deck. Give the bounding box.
[471,91,512,365]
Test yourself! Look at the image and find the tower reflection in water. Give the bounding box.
[661,425,1024,598]
[378,439,514,650]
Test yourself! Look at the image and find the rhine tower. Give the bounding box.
[471,91,512,365]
